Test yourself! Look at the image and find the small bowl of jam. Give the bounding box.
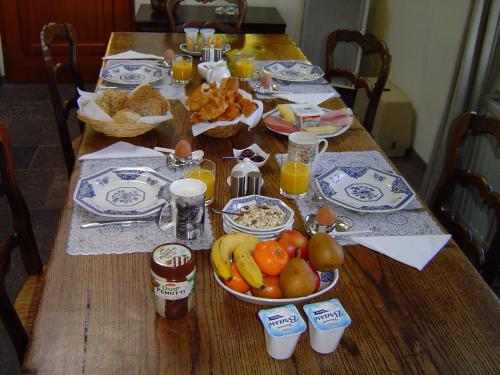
[233,144,270,168]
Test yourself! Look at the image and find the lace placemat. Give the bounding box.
[67,157,214,255]
[98,59,185,100]
[276,151,444,245]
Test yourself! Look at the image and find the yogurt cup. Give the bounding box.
[303,299,351,354]
[258,304,307,360]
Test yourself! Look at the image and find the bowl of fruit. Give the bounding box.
[211,230,343,306]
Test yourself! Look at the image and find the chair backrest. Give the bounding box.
[40,22,85,176]
[325,29,391,133]
[0,122,43,363]
[432,112,500,285]
[166,0,247,33]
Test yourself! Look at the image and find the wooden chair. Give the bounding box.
[0,122,44,363]
[40,22,86,177]
[432,112,500,285]
[166,0,247,33]
[325,29,391,133]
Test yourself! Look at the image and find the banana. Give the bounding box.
[233,242,264,289]
[211,233,259,281]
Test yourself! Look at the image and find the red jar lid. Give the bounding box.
[151,243,195,280]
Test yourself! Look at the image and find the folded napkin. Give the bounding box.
[79,141,163,160]
[274,92,338,106]
[352,234,452,271]
[103,50,163,61]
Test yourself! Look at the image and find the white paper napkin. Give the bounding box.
[274,92,338,106]
[351,234,452,271]
[103,50,163,60]
[79,142,163,160]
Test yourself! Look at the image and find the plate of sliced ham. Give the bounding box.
[262,107,353,138]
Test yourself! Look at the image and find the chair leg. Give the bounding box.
[0,285,28,363]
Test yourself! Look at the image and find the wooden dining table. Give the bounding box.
[23,32,500,374]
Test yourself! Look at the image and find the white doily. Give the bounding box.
[276,151,444,245]
[67,157,214,255]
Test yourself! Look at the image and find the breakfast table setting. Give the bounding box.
[22,32,500,374]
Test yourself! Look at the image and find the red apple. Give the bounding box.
[276,230,309,260]
[312,270,320,293]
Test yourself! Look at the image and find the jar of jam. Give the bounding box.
[151,243,196,319]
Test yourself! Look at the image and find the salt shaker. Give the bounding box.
[230,171,246,198]
[246,171,262,195]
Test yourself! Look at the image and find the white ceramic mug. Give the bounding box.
[287,132,328,164]
[159,179,206,241]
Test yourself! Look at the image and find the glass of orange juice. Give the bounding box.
[172,54,193,85]
[280,157,311,199]
[234,53,255,81]
[184,159,216,205]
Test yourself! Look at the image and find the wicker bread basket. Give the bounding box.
[77,112,163,138]
[203,123,245,138]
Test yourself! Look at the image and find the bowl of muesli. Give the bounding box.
[221,195,294,233]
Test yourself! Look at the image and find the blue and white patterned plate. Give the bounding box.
[73,167,172,218]
[316,166,415,213]
[262,61,325,82]
[100,64,164,85]
[222,195,294,233]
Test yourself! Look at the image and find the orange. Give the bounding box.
[223,263,250,294]
[253,240,289,276]
[251,276,283,299]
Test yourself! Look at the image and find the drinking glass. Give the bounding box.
[184,28,199,51]
[160,179,206,241]
[234,53,255,81]
[184,159,216,205]
[280,154,311,199]
[172,54,193,85]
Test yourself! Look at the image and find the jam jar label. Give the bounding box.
[152,269,196,301]
[154,244,192,268]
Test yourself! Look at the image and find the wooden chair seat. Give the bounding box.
[432,112,500,285]
[41,23,86,177]
[324,29,391,133]
[13,267,45,335]
[0,122,44,363]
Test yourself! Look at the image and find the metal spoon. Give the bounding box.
[211,208,243,216]
[153,147,204,160]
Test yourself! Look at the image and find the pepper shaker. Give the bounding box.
[246,171,262,195]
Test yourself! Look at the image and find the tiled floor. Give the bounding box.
[0,83,494,373]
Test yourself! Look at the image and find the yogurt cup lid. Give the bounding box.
[258,304,306,337]
[303,299,351,331]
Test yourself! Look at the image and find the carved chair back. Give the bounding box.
[166,0,247,33]
[40,22,86,176]
[432,112,500,285]
[0,122,43,363]
[325,29,391,133]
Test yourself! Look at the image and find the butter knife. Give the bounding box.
[81,218,157,229]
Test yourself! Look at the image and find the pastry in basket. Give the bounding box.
[124,84,170,116]
[186,77,258,125]
[112,109,141,124]
[96,88,128,116]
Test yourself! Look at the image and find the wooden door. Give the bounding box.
[0,0,134,83]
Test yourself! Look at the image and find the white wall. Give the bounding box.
[134,0,303,42]
[366,0,471,163]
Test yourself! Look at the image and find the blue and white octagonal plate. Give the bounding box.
[316,166,415,213]
[100,64,164,85]
[262,61,325,82]
[73,167,172,218]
